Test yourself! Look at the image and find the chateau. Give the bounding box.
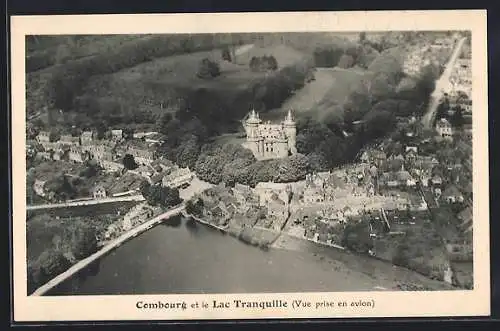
[242,109,297,160]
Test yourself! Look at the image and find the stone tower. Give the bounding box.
[283,109,297,155]
[244,109,262,156]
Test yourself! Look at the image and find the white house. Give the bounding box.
[93,185,107,199]
[436,118,453,140]
[162,167,194,189]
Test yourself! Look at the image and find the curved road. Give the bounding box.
[421,37,467,129]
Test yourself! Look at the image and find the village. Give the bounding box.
[25,31,474,291]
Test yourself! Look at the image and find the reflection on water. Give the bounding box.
[161,214,182,228]
[46,216,400,295]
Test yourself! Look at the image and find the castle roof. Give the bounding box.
[247,109,261,124]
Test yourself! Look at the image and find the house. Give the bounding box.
[435,118,453,140]
[36,131,50,144]
[431,175,443,187]
[68,146,85,163]
[396,170,416,187]
[162,167,194,188]
[60,135,80,146]
[134,165,155,178]
[267,194,288,218]
[33,179,47,197]
[80,131,93,145]
[36,151,51,161]
[111,129,123,141]
[303,184,325,204]
[52,149,65,161]
[232,183,253,205]
[442,185,464,203]
[145,133,164,144]
[127,147,156,165]
[89,144,114,162]
[405,146,418,154]
[151,158,175,173]
[254,182,290,206]
[92,185,107,199]
[101,161,124,173]
[434,187,442,199]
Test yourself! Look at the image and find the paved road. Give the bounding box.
[422,37,467,128]
[26,195,146,211]
[31,204,185,296]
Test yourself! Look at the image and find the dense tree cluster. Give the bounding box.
[313,42,380,69]
[249,55,278,72]
[140,181,183,208]
[122,154,139,170]
[341,222,374,254]
[27,217,99,294]
[185,198,205,216]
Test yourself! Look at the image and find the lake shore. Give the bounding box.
[186,213,455,291]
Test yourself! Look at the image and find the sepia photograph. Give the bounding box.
[11,11,490,321]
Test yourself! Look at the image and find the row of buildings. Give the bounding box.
[31,129,163,173]
[29,128,196,202]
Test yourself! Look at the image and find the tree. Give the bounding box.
[71,225,98,260]
[36,250,71,282]
[197,58,221,79]
[363,110,397,140]
[122,154,138,170]
[79,159,101,178]
[342,223,373,254]
[140,180,151,198]
[267,56,278,70]
[221,47,232,62]
[49,129,61,142]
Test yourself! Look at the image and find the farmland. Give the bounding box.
[279,67,370,121]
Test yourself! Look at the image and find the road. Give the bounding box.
[26,195,145,211]
[31,204,185,296]
[421,37,467,128]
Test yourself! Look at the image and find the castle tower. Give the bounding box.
[283,109,297,154]
[245,109,261,139]
[244,109,263,158]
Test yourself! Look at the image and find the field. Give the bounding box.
[266,67,369,122]
[234,44,310,68]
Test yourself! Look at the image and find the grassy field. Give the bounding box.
[265,67,369,122]
[234,44,310,68]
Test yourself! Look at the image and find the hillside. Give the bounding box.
[234,44,311,68]
[26,35,154,73]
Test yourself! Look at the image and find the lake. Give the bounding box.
[47,216,452,295]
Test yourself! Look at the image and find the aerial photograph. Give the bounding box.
[25,31,473,296]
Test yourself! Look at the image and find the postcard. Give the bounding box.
[11,10,489,322]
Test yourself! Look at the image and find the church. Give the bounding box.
[242,109,297,160]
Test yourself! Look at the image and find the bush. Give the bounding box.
[122,154,138,170]
[197,58,221,79]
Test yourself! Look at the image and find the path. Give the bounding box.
[31,203,185,296]
[26,195,145,211]
[422,37,467,128]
